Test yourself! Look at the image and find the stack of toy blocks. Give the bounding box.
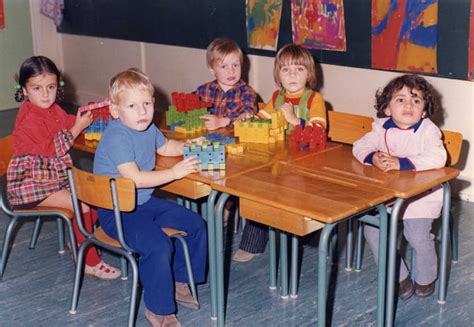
[183,141,226,170]
[289,125,327,151]
[225,143,246,154]
[166,92,211,134]
[81,100,113,148]
[234,111,288,144]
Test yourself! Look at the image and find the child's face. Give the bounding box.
[23,73,58,109]
[384,85,426,129]
[209,52,241,92]
[278,63,308,95]
[110,88,154,132]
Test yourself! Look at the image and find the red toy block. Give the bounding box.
[290,124,327,151]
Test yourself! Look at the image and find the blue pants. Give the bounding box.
[98,197,207,315]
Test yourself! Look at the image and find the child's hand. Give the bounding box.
[200,114,230,130]
[233,112,254,123]
[373,152,400,172]
[280,103,299,125]
[171,156,200,179]
[186,136,207,145]
[74,110,93,132]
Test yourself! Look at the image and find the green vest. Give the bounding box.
[274,89,312,134]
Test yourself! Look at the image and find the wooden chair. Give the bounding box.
[67,166,197,327]
[353,129,464,271]
[0,135,77,279]
[328,111,373,144]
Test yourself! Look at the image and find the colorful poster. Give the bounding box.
[291,0,347,51]
[0,0,5,29]
[246,0,283,50]
[372,0,438,73]
[469,0,474,80]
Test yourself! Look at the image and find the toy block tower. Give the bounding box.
[290,125,327,151]
[183,141,226,170]
[166,92,211,134]
[234,112,288,144]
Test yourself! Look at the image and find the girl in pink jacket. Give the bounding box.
[353,74,447,300]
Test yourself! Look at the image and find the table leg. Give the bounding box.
[376,204,388,327]
[438,182,451,304]
[290,234,299,298]
[280,232,289,298]
[385,198,405,327]
[216,192,230,327]
[318,223,336,327]
[269,228,277,290]
[206,190,218,320]
[345,219,353,271]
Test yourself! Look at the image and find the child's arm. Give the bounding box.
[308,93,327,129]
[70,110,93,139]
[200,115,230,130]
[117,157,200,188]
[352,121,383,166]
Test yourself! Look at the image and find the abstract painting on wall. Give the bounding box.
[469,0,474,80]
[372,0,438,73]
[291,0,347,51]
[0,0,5,29]
[246,0,283,50]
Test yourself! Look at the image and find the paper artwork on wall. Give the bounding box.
[291,0,347,52]
[372,0,438,73]
[0,0,5,29]
[246,0,283,50]
[469,0,474,80]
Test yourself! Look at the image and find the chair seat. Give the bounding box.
[14,206,74,218]
[94,227,187,248]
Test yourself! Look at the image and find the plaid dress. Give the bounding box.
[7,101,76,207]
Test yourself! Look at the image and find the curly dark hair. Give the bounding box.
[375,74,437,118]
[15,56,65,103]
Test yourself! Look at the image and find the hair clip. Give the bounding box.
[59,81,65,87]
[14,84,21,90]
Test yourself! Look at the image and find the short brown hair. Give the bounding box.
[206,38,243,67]
[273,44,317,90]
[109,68,154,104]
[375,74,437,118]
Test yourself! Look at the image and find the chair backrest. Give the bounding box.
[0,135,13,177]
[68,166,136,212]
[441,130,463,167]
[328,111,373,145]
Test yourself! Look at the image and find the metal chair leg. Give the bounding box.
[56,218,65,254]
[269,228,277,290]
[120,256,129,280]
[0,217,19,279]
[69,239,88,314]
[449,210,458,262]
[173,234,197,301]
[345,219,353,271]
[290,235,299,298]
[127,253,140,327]
[29,218,42,249]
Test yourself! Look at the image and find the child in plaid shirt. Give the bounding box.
[7,56,120,280]
[193,37,258,130]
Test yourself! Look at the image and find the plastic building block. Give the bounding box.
[81,100,114,148]
[203,132,236,144]
[289,125,327,151]
[166,92,212,133]
[78,99,111,113]
[183,141,226,170]
[234,111,288,144]
[225,143,245,154]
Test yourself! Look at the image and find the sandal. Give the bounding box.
[85,260,121,280]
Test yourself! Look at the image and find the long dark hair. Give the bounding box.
[15,56,64,102]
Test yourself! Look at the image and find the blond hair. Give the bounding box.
[109,68,154,104]
[206,38,243,67]
[273,44,317,90]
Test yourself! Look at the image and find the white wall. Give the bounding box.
[31,11,474,202]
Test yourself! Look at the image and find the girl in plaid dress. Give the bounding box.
[7,56,120,280]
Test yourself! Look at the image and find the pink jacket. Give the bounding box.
[353,117,447,219]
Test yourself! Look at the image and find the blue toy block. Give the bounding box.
[183,141,226,170]
[203,132,236,144]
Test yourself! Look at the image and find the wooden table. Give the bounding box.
[210,162,394,327]
[287,146,460,326]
